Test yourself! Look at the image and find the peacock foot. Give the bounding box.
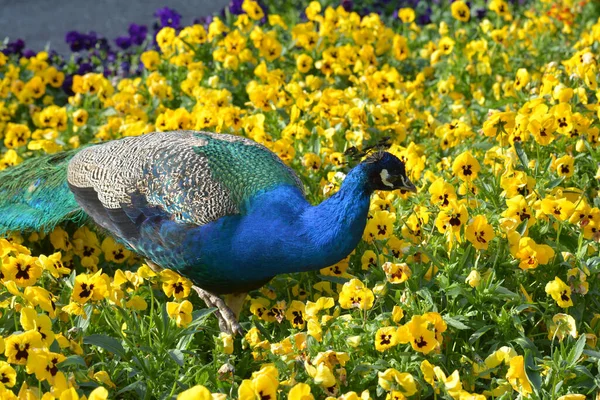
[192,285,244,336]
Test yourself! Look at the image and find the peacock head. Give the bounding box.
[363,151,417,193]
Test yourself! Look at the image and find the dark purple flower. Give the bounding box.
[128,23,148,45]
[341,0,353,12]
[23,49,36,58]
[227,0,244,15]
[193,15,213,29]
[154,7,181,28]
[417,6,432,25]
[2,39,25,56]
[77,62,94,75]
[62,74,74,96]
[65,31,85,52]
[115,36,132,50]
[81,31,99,50]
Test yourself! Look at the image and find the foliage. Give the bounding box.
[1,0,600,398]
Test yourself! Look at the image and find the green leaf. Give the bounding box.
[567,335,587,365]
[546,178,564,189]
[58,355,87,369]
[443,315,470,330]
[168,349,185,367]
[514,141,530,172]
[524,350,542,395]
[317,275,350,285]
[116,381,146,397]
[100,107,118,117]
[83,334,126,358]
[583,349,600,359]
[469,325,495,344]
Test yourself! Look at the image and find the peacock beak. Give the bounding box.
[396,175,417,193]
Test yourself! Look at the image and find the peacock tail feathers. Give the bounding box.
[0,149,85,235]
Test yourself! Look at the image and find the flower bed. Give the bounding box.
[1,0,600,398]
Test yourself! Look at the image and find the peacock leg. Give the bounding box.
[192,286,244,336]
[144,260,237,334]
[224,292,247,320]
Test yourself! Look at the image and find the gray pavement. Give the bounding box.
[0,0,230,54]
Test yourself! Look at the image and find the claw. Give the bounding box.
[192,285,244,335]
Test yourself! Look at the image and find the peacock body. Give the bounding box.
[0,130,415,331]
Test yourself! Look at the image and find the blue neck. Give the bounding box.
[289,166,372,272]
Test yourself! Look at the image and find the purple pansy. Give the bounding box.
[154,7,181,29]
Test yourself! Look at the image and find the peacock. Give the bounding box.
[0,130,416,334]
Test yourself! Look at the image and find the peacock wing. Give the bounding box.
[66,130,304,246]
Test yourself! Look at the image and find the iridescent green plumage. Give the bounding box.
[0,149,85,234]
[192,133,304,211]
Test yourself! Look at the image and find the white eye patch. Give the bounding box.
[380,169,395,188]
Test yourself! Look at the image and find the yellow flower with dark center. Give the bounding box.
[506,355,532,395]
[363,210,396,242]
[514,68,530,91]
[5,331,43,365]
[338,279,374,310]
[239,364,279,400]
[553,154,575,178]
[160,269,192,300]
[501,170,536,198]
[0,362,16,387]
[423,312,447,344]
[28,350,66,383]
[73,226,101,269]
[72,109,88,127]
[242,0,264,20]
[3,253,42,287]
[385,236,408,259]
[166,300,193,328]
[398,8,415,23]
[545,277,573,308]
[141,50,161,71]
[438,37,455,55]
[429,178,457,208]
[296,54,313,74]
[515,237,555,271]
[38,252,69,279]
[42,66,65,88]
[465,215,495,250]
[285,300,306,329]
[3,123,31,149]
[361,249,384,270]
[452,151,480,181]
[503,195,534,227]
[392,35,409,61]
[540,196,575,221]
[20,307,55,347]
[24,286,57,317]
[552,103,573,135]
[377,368,417,395]
[451,1,470,22]
[435,200,468,235]
[489,0,512,20]
[101,237,131,264]
[375,326,398,352]
[382,262,411,284]
[72,271,109,303]
[401,315,438,354]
